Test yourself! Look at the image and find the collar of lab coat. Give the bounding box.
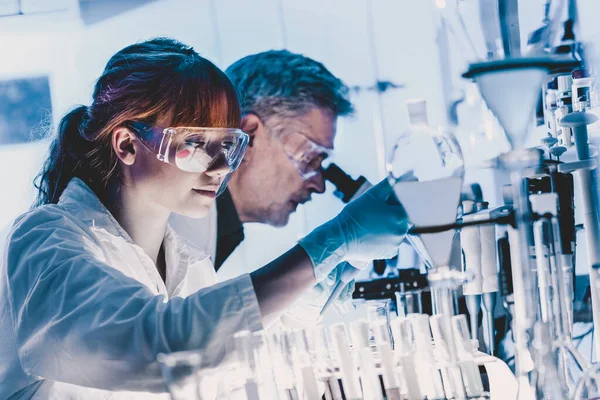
[58,178,211,296]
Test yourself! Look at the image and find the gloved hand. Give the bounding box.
[278,263,356,328]
[311,280,355,317]
[299,178,408,282]
[319,263,356,305]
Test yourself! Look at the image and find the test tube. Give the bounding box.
[531,193,589,392]
[350,320,384,400]
[430,314,467,399]
[531,322,569,398]
[230,331,261,400]
[329,323,362,400]
[289,330,321,400]
[407,314,445,400]
[252,331,280,399]
[451,315,485,398]
[312,326,343,400]
[389,317,422,400]
[367,299,391,330]
[372,319,403,400]
[269,331,300,400]
[157,350,202,400]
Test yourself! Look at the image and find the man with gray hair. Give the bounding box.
[171,50,354,277]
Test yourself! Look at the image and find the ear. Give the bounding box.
[111,127,137,166]
[239,114,265,164]
[240,114,263,148]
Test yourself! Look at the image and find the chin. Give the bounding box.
[266,212,291,227]
[177,204,211,219]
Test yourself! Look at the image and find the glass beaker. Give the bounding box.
[395,289,423,317]
[367,298,391,325]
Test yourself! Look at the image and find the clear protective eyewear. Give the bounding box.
[129,121,249,173]
[128,122,249,195]
[277,131,332,180]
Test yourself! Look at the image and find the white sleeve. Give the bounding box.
[279,264,355,329]
[278,286,327,329]
[4,209,262,393]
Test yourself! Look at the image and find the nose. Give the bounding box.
[205,151,231,178]
[306,171,326,194]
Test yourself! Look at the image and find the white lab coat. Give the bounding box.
[169,205,247,282]
[169,203,218,269]
[0,178,263,399]
[169,207,332,329]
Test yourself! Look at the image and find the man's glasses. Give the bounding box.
[277,131,333,180]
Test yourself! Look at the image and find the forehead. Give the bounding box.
[292,108,336,150]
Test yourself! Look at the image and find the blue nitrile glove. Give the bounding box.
[316,262,357,311]
[325,263,357,303]
[299,178,408,282]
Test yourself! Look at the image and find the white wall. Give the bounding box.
[0,23,82,227]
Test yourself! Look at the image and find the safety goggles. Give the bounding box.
[128,122,249,196]
[277,131,333,180]
[128,122,249,173]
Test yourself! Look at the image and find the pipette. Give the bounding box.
[531,194,554,325]
[497,230,515,334]
[478,202,499,356]
[558,111,600,358]
[319,262,366,317]
[460,200,483,344]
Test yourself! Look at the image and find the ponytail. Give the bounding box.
[33,106,91,206]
